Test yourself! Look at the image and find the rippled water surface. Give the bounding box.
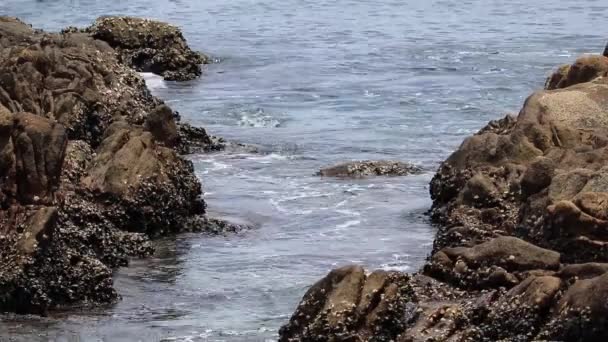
[1,0,606,341]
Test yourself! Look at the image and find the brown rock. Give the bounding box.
[506,275,561,309]
[558,263,608,280]
[445,236,561,271]
[459,173,499,207]
[17,206,57,255]
[545,55,608,90]
[87,16,207,81]
[317,160,423,178]
[520,156,555,196]
[279,266,414,341]
[0,111,67,205]
[145,104,179,147]
[0,16,221,315]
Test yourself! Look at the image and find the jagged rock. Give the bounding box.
[87,16,208,81]
[445,236,561,272]
[80,121,204,234]
[520,156,556,197]
[545,55,608,90]
[145,104,179,147]
[558,262,608,280]
[539,273,608,340]
[317,160,423,178]
[0,33,160,146]
[0,16,228,314]
[177,122,228,154]
[279,265,414,341]
[425,236,560,289]
[17,206,57,255]
[0,17,36,48]
[0,111,67,205]
[459,173,499,207]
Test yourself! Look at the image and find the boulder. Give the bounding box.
[558,263,608,280]
[545,55,608,90]
[426,236,560,289]
[445,236,561,272]
[0,17,36,48]
[0,32,161,146]
[0,111,67,205]
[279,266,414,341]
[87,16,208,81]
[17,206,57,255]
[520,156,556,197]
[317,160,423,177]
[81,121,204,234]
[539,273,608,340]
[145,104,179,147]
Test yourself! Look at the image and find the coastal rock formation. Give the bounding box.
[87,16,209,81]
[317,160,423,178]
[545,55,608,90]
[279,266,415,342]
[0,16,228,314]
[281,47,608,340]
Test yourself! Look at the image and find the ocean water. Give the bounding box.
[0,0,606,341]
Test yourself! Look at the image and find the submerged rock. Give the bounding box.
[317,160,423,177]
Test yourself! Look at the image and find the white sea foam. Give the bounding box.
[364,89,380,97]
[140,72,167,90]
[245,153,289,164]
[334,208,361,217]
[237,108,281,128]
[335,219,361,229]
[380,264,411,272]
[196,158,231,174]
[269,198,313,215]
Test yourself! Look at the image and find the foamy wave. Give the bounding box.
[237,108,281,128]
[380,254,411,272]
[364,89,380,98]
[334,208,361,217]
[335,219,361,229]
[244,153,289,164]
[380,264,411,272]
[269,198,313,215]
[193,158,231,174]
[140,72,167,90]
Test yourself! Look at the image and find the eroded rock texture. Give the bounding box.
[0,16,228,314]
[317,160,423,178]
[281,48,608,341]
[87,16,209,81]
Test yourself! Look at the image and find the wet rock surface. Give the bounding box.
[0,16,231,314]
[87,16,209,81]
[317,160,423,178]
[282,47,608,340]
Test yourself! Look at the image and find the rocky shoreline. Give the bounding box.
[0,16,234,314]
[280,49,608,340]
[3,13,608,342]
